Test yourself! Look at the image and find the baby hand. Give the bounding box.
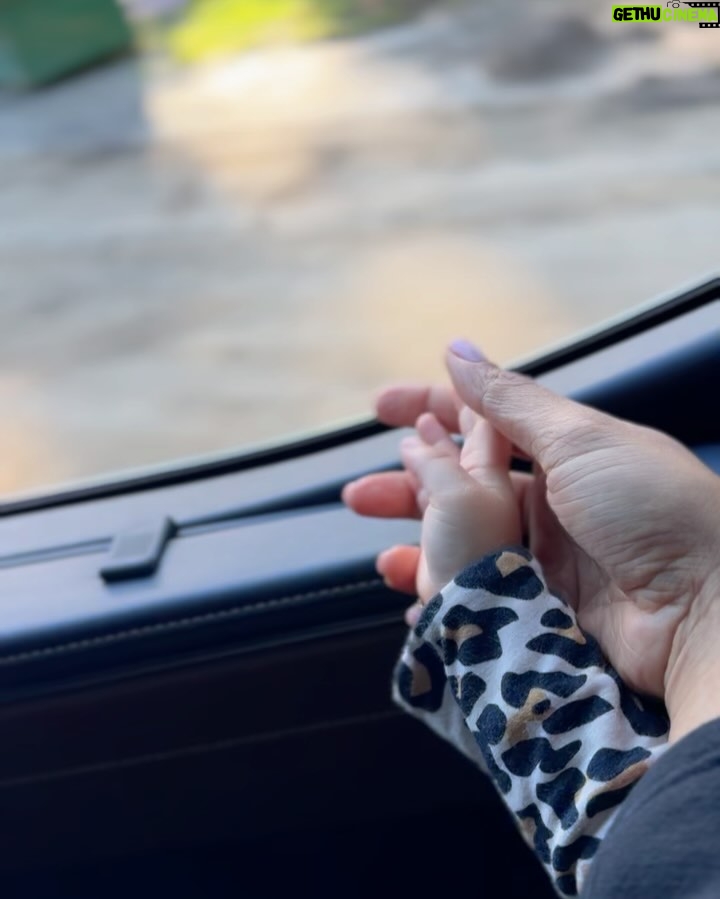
[386,407,522,613]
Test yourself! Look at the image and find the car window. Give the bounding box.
[1,0,718,497]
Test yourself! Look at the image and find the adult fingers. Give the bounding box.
[375,383,462,432]
[377,544,421,595]
[446,343,608,471]
[343,464,532,521]
[342,472,421,520]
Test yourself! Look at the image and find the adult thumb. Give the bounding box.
[446,340,604,472]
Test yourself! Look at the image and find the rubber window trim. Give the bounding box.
[2,275,717,518]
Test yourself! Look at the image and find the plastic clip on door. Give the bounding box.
[99,517,176,583]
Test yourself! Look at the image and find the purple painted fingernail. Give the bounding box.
[449,339,486,363]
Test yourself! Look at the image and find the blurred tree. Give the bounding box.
[168,0,441,63]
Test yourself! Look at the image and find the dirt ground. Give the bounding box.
[0,0,719,495]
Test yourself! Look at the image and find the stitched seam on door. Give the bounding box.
[0,578,384,665]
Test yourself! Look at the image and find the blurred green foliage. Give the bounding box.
[169,0,434,62]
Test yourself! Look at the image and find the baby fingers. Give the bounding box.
[400,415,467,504]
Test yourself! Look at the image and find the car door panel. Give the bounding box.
[0,277,716,897]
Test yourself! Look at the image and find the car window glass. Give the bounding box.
[1,0,718,496]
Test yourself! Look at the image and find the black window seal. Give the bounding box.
[1,274,716,518]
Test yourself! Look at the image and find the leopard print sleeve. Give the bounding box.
[392,546,669,898]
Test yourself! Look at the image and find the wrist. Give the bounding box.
[665,567,720,744]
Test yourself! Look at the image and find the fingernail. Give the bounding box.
[449,339,486,363]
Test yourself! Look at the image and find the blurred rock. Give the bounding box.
[486,16,607,82]
[615,70,720,110]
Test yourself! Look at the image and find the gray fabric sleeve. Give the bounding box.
[583,717,720,899]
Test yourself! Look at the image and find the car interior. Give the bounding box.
[0,276,716,898]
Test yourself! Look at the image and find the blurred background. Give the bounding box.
[0,0,718,496]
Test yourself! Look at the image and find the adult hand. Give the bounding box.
[343,343,720,742]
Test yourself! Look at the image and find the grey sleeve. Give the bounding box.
[583,717,720,899]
